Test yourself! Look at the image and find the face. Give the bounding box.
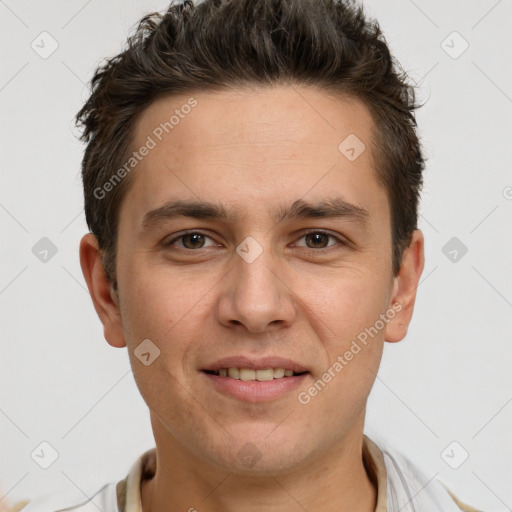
[81,85,424,474]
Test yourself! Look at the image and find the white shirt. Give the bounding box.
[8,435,480,512]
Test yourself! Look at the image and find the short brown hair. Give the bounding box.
[76,0,425,290]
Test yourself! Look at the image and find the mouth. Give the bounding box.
[203,368,308,381]
[200,355,311,403]
[200,357,310,402]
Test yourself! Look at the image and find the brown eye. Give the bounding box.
[293,230,345,252]
[181,233,206,249]
[304,232,330,248]
[164,231,217,250]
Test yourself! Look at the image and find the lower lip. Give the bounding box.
[201,371,309,402]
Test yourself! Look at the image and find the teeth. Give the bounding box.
[213,368,300,380]
[255,369,274,381]
[273,368,285,378]
[239,368,256,381]
[227,367,240,379]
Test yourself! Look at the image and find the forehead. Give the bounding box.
[121,85,388,229]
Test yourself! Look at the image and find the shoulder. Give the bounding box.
[364,434,483,512]
[6,482,118,512]
[5,447,154,512]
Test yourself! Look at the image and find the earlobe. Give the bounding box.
[384,229,425,343]
[79,233,127,348]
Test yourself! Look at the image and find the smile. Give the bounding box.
[204,367,306,381]
[201,369,309,402]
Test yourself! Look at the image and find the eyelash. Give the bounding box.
[163,230,346,253]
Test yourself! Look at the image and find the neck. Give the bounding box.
[141,417,377,512]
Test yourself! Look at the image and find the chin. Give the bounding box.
[200,428,313,475]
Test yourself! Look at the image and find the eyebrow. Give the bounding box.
[142,197,370,230]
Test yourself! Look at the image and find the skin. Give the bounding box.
[80,85,424,512]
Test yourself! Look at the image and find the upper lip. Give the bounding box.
[202,356,309,373]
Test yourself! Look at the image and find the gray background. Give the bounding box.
[0,0,511,510]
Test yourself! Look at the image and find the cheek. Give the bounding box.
[120,271,200,424]
[119,259,196,341]
[119,261,216,382]
[307,270,390,339]
[299,271,388,400]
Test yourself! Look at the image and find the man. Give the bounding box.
[10,0,480,510]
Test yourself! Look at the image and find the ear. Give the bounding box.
[79,233,126,348]
[384,229,425,343]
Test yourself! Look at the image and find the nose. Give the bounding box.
[216,242,296,333]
